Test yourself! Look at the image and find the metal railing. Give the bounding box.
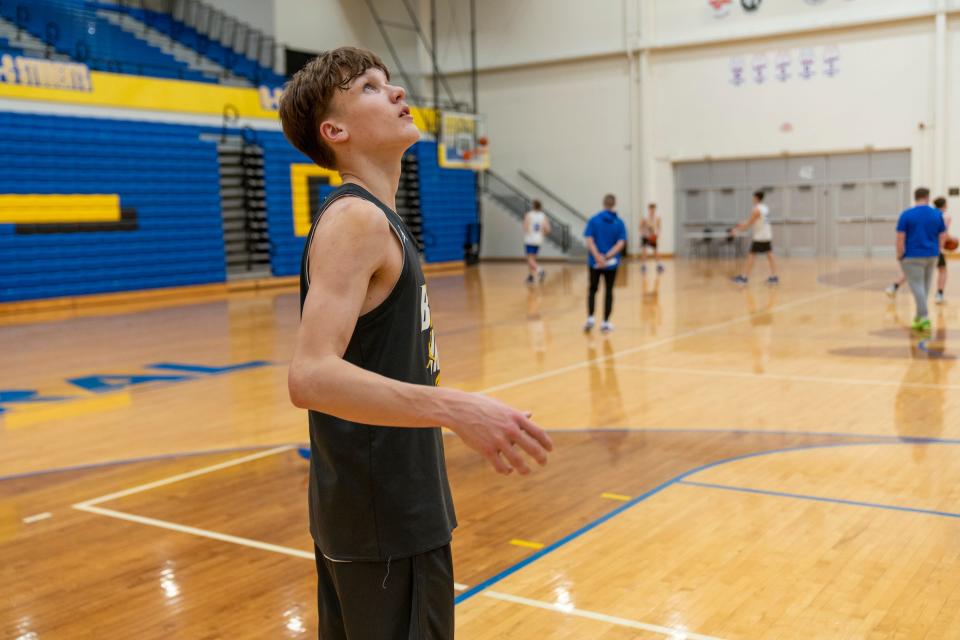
[483,170,573,252]
[517,169,589,223]
[122,0,276,72]
[361,0,471,112]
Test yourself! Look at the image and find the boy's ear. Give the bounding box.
[319,119,349,146]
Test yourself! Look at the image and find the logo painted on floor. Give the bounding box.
[0,361,272,415]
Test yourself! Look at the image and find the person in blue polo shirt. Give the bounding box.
[584,194,628,332]
[897,187,946,332]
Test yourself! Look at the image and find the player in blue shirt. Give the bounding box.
[584,194,628,332]
[896,187,946,332]
[886,196,951,304]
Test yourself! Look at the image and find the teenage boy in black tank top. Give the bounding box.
[279,48,553,640]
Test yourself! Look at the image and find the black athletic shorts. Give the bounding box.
[315,544,454,640]
[750,241,772,254]
[641,237,657,248]
[938,252,947,268]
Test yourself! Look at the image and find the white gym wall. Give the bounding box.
[271,0,960,257]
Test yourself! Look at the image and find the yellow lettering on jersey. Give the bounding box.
[421,285,440,377]
[421,285,432,331]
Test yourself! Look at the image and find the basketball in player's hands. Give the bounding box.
[945,235,959,252]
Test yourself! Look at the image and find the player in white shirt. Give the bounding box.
[730,190,779,285]
[523,200,552,284]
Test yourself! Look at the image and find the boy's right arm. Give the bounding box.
[289,200,552,475]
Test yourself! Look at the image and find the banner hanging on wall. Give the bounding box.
[774,51,792,82]
[751,54,769,84]
[0,54,92,92]
[709,0,734,18]
[711,0,858,20]
[730,46,840,87]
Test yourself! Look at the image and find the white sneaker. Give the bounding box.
[583,316,595,332]
[885,284,898,298]
[936,291,945,305]
[600,321,614,333]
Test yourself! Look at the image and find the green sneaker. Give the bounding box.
[911,317,932,333]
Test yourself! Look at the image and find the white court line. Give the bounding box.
[74,504,316,558]
[73,445,294,508]
[612,364,960,391]
[73,504,470,590]
[69,283,859,599]
[22,512,52,524]
[483,591,727,640]
[478,283,869,395]
[71,446,471,589]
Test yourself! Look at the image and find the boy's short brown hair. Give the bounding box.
[278,47,389,170]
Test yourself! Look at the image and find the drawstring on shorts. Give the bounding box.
[381,556,392,589]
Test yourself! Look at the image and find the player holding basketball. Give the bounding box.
[886,196,952,304]
[930,196,952,304]
[896,187,946,332]
[280,47,552,640]
[640,202,664,274]
[523,199,551,284]
[730,190,779,286]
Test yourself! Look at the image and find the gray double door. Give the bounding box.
[675,151,910,257]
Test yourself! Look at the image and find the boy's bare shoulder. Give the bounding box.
[315,195,391,240]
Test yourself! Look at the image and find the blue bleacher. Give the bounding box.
[0,0,209,82]
[0,111,227,302]
[92,2,286,87]
[0,35,25,56]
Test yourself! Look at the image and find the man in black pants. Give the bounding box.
[279,47,553,639]
[583,194,628,333]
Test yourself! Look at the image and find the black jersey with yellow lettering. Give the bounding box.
[298,183,456,561]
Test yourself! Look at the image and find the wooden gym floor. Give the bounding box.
[2,257,959,639]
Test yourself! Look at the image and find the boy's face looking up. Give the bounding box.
[322,67,420,165]
[278,47,420,171]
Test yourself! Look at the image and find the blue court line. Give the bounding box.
[454,439,960,605]
[679,480,960,520]
[550,426,960,445]
[7,426,960,482]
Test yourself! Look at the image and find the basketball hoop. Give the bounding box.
[438,111,490,170]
